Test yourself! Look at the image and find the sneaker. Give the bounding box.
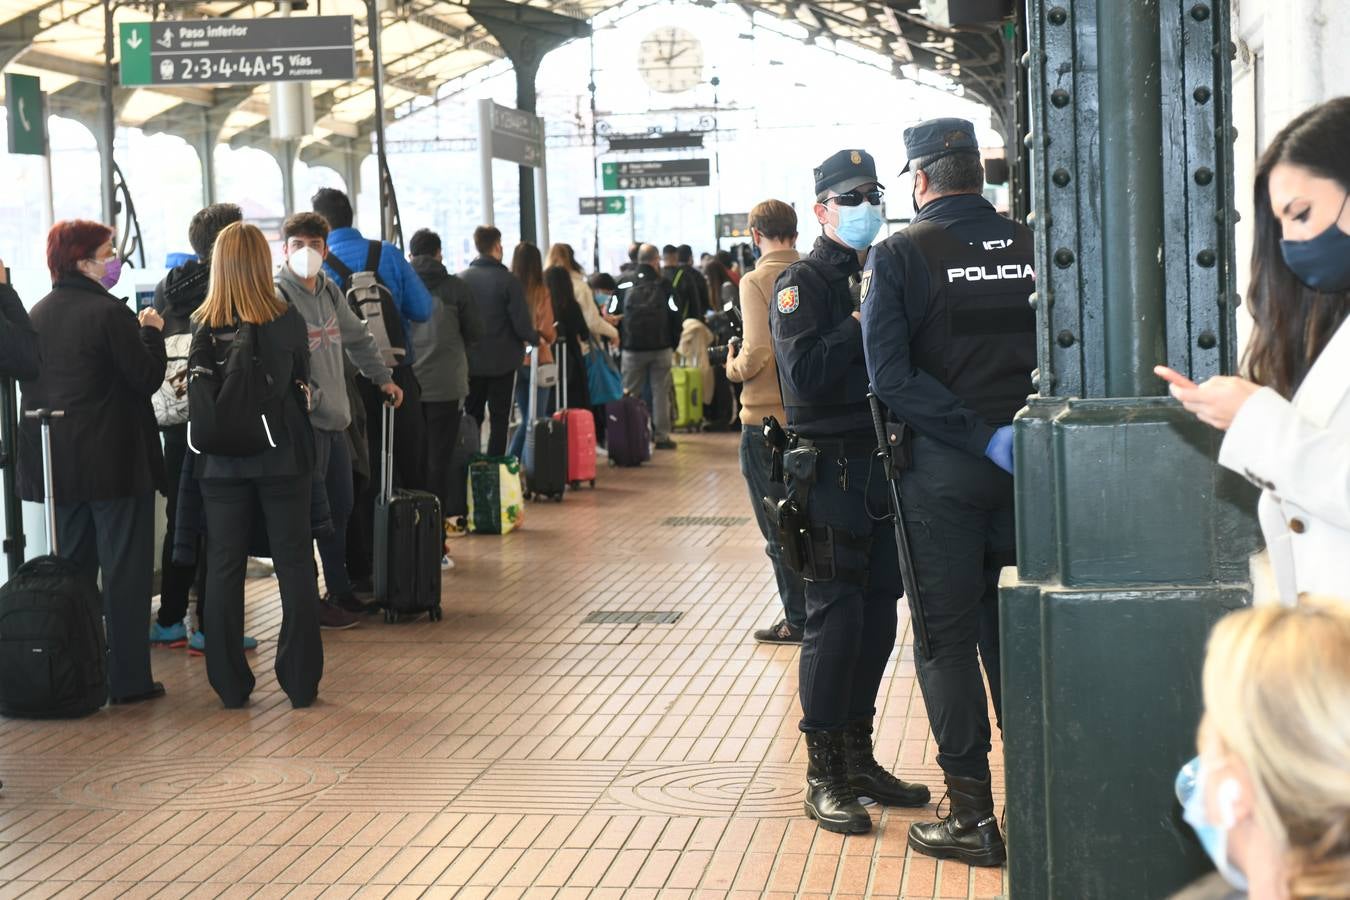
[654,438,678,450]
[319,600,361,630]
[150,621,188,647]
[187,632,258,655]
[441,555,455,571]
[753,619,804,644]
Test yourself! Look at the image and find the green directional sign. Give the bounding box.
[602,158,709,191]
[579,196,626,215]
[119,16,355,87]
[4,74,45,156]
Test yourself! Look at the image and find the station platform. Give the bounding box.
[0,431,1005,899]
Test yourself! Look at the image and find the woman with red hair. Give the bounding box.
[18,220,169,706]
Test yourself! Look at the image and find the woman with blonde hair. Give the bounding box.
[1174,601,1350,899]
[190,221,322,709]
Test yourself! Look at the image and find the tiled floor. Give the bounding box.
[0,430,1005,898]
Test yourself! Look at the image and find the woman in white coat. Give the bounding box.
[547,243,619,344]
[1158,97,1350,605]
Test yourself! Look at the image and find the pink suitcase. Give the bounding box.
[554,408,597,487]
[553,339,597,488]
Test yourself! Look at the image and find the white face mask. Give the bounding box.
[288,246,324,279]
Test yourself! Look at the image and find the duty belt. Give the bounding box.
[790,435,878,457]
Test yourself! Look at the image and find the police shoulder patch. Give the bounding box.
[776,285,801,314]
[859,270,873,303]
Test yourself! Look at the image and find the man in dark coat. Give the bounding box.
[460,225,538,456]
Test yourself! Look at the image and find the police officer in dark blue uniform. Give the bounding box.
[770,149,930,835]
[861,118,1036,867]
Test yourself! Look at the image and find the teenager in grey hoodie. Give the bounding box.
[278,212,403,627]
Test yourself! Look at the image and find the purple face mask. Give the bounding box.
[97,256,123,289]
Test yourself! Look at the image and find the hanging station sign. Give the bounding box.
[118,16,356,86]
[602,159,710,190]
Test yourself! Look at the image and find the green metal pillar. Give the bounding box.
[1002,0,1262,896]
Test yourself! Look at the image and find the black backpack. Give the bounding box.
[186,322,284,457]
[621,277,675,351]
[325,241,406,368]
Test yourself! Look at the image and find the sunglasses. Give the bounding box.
[826,189,884,207]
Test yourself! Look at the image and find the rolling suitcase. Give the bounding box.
[523,345,568,502]
[671,363,704,432]
[0,409,107,718]
[605,394,652,467]
[373,403,443,623]
[552,341,597,489]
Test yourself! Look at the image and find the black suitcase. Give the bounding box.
[373,403,443,624]
[0,409,107,718]
[523,345,567,502]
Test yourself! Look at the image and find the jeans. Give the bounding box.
[313,429,355,599]
[56,492,157,700]
[423,400,464,517]
[740,426,806,630]
[157,425,205,629]
[465,371,517,457]
[621,349,673,440]
[901,435,1012,779]
[200,475,323,708]
[507,364,553,460]
[788,451,901,734]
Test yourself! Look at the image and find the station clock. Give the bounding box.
[637,27,705,94]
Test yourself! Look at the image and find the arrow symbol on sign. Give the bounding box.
[126,29,143,49]
[17,97,30,132]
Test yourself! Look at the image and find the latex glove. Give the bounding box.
[985,425,1014,475]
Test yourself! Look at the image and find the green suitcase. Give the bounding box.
[671,366,704,431]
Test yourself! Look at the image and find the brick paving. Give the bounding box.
[0,430,1005,898]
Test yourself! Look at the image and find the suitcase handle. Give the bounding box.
[22,409,65,555]
[379,400,395,504]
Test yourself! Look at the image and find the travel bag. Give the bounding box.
[0,409,108,718]
[373,403,443,623]
[605,394,652,467]
[553,339,597,489]
[523,344,568,502]
[671,361,704,432]
[467,455,525,534]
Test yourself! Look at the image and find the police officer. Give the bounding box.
[770,149,930,836]
[860,118,1036,867]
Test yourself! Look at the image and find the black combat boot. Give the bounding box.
[907,773,1006,867]
[803,731,872,834]
[842,719,931,807]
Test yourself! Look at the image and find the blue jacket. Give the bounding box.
[322,227,434,364]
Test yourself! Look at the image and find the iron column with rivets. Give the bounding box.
[1000,0,1263,896]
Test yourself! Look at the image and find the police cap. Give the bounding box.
[900,117,979,173]
[814,149,882,198]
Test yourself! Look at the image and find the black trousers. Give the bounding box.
[465,372,516,457]
[200,475,323,708]
[56,493,157,700]
[789,451,901,733]
[157,425,206,629]
[901,435,1013,780]
[348,366,426,580]
[423,400,463,518]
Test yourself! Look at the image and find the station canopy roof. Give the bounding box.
[0,0,1011,162]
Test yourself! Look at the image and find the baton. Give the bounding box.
[867,388,931,660]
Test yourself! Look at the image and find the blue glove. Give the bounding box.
[985,425,1014,475]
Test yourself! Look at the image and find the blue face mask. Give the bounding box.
[832,202,883,250]
[1280,192,1350,292]
[1176,756,1249,891]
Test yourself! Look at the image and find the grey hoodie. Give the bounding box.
[277,265,392,432]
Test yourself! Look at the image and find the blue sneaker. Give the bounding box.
[187,632,257,656]
[150,621,188,647]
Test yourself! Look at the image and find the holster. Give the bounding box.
[884,421,913,476]
[763,444,872,585]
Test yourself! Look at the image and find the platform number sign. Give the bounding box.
[119,16,356,86]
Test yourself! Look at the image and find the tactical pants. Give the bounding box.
[789,450,901,732]
[901,435,1013,779]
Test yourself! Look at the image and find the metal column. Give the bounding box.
[478,98,495,227]
[100,0,116,226]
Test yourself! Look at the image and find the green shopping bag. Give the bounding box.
[466,454,525,535]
